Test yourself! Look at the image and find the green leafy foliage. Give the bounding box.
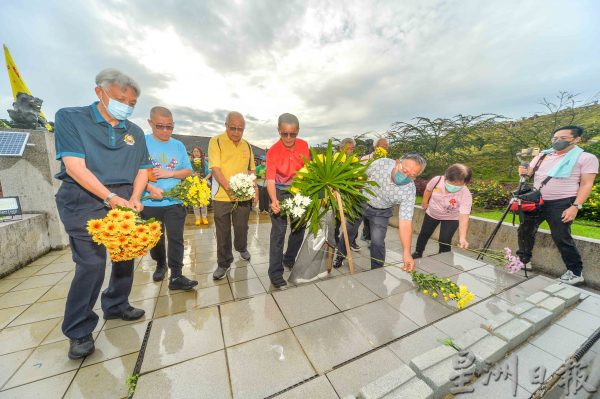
[579,184,600,222]
[289,140,377,235]
[469,180,512,209]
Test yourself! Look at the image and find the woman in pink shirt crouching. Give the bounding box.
[412,164,473,259]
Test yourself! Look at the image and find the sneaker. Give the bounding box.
[104,306,145,321]
[213,265,230,280]
[239,250,251,261]
[560,270,584,285]
[270,275,287,288]
[202,217,209,225]
[195,218,201,226]
[169,275,199,291]
[333,255,344,269]
[153,264,167,281]
[68,333,94,359]
[350,242,361,252]
[411,251,423,259]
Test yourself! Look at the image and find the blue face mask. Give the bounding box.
[445,182,463,193]
[393,171,412,186]
[101,89,134,120]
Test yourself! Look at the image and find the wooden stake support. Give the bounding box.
[333,190,355,274]
[327,244,334,273]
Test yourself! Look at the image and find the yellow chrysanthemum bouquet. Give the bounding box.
[145,176,211,208]
[373,146,388,159]
[410,271,475,309]
[86,207,162,262]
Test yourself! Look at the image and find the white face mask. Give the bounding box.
[100,88,134,120]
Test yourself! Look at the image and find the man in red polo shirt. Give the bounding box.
[266,113,310,288]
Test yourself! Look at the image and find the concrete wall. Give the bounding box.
[0,128,68,248]
[0,214,50,276]
[389,206,600,289]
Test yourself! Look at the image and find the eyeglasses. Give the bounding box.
[227,126,245,133]
[280,132,298,138]
[154,123,174,131]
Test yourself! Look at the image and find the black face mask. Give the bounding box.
[552,140,573,151]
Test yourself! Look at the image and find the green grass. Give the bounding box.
[471,209,600,240]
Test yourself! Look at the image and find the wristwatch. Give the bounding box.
[571,202,582,210]
[104,193,117,207]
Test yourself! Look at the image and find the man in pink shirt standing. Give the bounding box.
[517,125,598,285]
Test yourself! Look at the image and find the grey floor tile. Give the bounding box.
[82,321,148,366]
[449,272,496,299]
[5,340,82,388]
[575,295,600,318]
[7,299,65,327]
[0,306,27,330]
[468,265,526,288]
[0,287,50,309]
[64,353,137,399]
[0,370,76,399]
[506,343,563,394]
[416,257,463,278]
[275,376,338,399]
[555,308,600,337]
[529,324,588,361]
[136,351,231,399]
[221,294,289,347]
[352,268,413,298]
[227,330,315,399]
[293,313,373,373]
[387,325,448,364]
[433,309,486,339]
[141,307,223,373]
[385,289,455,326]
[0,349,32,388]
[230,278,267,300]
[429,251,487,271]
[316,275,379,311]
[498,276,555,304]
[0,318,59,355]
[326,347,404,398]
[468,296,514,320]
[273,284,339,327]
[456,375,532,398]
[344,300,419,346]
[227,266,258,282]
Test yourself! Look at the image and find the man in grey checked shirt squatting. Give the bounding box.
[334,153,427,271]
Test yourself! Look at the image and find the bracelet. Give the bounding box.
[103,193,117,207]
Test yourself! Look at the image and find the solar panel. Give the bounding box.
[0,131,30,157]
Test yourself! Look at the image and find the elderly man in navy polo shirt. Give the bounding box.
[54,69,153,359]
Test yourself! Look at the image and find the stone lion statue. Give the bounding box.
[7,92,46,130]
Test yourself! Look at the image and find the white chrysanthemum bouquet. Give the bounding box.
[228,173,256,201]
[281,193,312,219]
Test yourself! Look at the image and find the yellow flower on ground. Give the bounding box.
[432,292,438,298]
[423,290,428,295]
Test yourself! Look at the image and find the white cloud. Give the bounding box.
[1,0,599,148]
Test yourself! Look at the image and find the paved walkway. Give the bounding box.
[0,212,597,398]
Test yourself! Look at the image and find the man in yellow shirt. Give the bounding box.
[209,111,257,279]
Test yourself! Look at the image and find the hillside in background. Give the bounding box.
[385,93,600,180]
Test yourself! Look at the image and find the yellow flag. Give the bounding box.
[3,44,53,131]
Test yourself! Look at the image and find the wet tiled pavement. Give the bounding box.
[0,211,597,398]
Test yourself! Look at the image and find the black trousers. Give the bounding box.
[361,219,371,240]
[268,190,306,279]
[337,204,391,269]
[141,204,187,277]
[56,182,135,340]
[213,200,251,268]
[415,213,459,254]
[517,196,583,276]
[259,185,271,212]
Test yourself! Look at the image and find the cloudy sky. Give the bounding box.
[1,0,599,147]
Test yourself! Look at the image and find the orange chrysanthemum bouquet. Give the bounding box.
[86,207,162,262]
